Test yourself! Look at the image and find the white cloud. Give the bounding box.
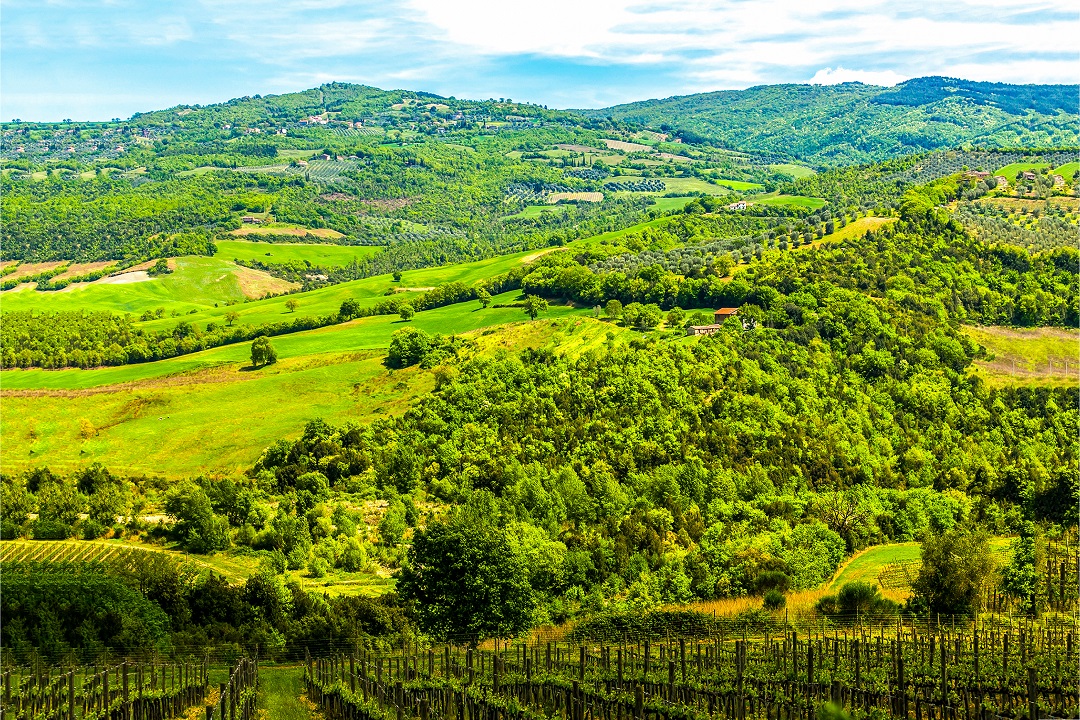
[810,67,906,87]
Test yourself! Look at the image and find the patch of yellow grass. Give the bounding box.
[547,192,604,204]
[232,266,301,299]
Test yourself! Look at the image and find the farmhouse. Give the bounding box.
[1052,174,1064,187]
[241,216,261,224]
[687,324,722,336]
[964,171,990,180]
[727,201,748,211]
[714,308,740,322]
[1022,171,1037,181]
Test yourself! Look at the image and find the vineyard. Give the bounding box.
[302,620,1079,720]
[0,657,256,720]
[0,540,159,571]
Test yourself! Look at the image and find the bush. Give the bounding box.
[32,519,73,540]
[763,589,786,611]
[816,581,899,621]
[308,556,329,578]
[0,520,22,540]
[81,519,109,539]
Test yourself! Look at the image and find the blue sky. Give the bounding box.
[2,0,1077,121]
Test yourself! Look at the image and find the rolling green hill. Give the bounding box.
[585,77,1079,165]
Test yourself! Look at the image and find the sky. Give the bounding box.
[2,0,1077,121]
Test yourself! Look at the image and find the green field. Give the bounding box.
[963,325,1079,387]
[215,239,382,267]
[714,179,765,192]
[754,194,827,209]
[1052,162,1078,178]
[502,204,570,220]
[769,163,816,179]
[1,256,255,315]
[2,249,548,337]
[650,197,695,211]
[994,162,1050,180]
[829,542,921,590]
[0,313,622,477]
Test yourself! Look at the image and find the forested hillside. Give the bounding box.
[587,77,1079,165]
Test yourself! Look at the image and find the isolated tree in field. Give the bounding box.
[149,258,170,276]
[398,496,534,644]
[911,527,993,616]
[476,287,492,309]
[250,336,277,368]
[339,298,360,320]
[225,311,239,326]
[604,299,622,319]
[522,295,548,320]
[393,271,403,282]
[285,298,299,313]
[398,303,415,321]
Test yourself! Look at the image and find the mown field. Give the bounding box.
[0,256,293,314]
[963,325,1080,387]
[753,194,828,209]
[0,315,618,476]
[214,239,382,267]
[2,248,547,334]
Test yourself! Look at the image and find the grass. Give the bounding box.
[568,216,674,248]
[754,195,827,209]
[1052,162,1078,178]
[0,257,253,315]
[257,666,312,720]
[215,240,382,267]
[769,163,816,179]
[713,179,765,192]
[829,543,921,590]
[962,325,1079,387]
[650,197,695,212]
[0,314,615,477]
[993,162,1050,180]
[503,205,570,220]
[2,249,547,338]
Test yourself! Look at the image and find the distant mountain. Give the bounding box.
[582,77,1079,165]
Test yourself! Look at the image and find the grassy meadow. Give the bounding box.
[214,239,382,267]
[754,194,828,209]
[769,163,816,179]
[1,315,620,477]
[963,325,1080,387]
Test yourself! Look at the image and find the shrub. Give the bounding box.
[816,581,899,621]
[763,589,786,611]
[32,520,73,540]
[81,519,109,540]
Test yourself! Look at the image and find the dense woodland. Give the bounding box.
[590,78,1080,164]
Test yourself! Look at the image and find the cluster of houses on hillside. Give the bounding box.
[686,308,741,336]
[965,169,1066,190]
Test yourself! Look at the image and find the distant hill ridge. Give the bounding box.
[582,76,1079,165]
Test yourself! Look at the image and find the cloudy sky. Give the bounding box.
[2,0,1077,121]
